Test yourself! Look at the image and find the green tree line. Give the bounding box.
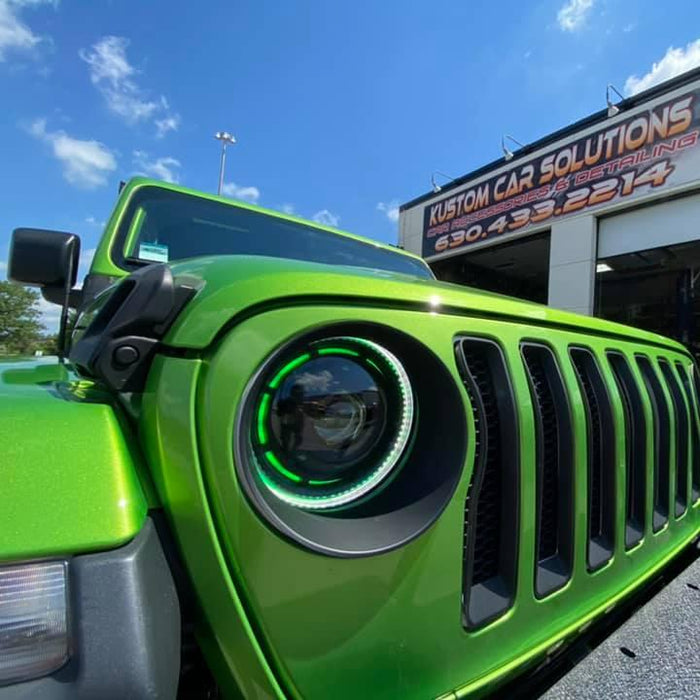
[0,281,58,356]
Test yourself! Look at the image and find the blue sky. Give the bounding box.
[2,0,700,328]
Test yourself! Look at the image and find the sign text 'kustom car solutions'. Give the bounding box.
[423,89,700,258]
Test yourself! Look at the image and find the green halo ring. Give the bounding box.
[252,336,414,510]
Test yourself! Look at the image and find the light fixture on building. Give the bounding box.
[501,134,525,161]
[430,170,456,193]
[606,84,624,118]
[596,262,613,273]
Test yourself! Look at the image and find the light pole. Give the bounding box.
[215,131,236,195]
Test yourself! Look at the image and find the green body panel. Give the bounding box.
[140,356,285,699]
[159,256,688,352]
[140,273,700,699]
[89,177,426,281]
[0,358,148,561]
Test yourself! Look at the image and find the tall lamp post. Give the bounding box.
[215,131,236,195]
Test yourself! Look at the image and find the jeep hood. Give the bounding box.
[157,255,686,353]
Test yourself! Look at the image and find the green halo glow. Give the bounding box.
[264,450,302,483]
[256,393,271,444]
[268,353,311,390]
[253,336,414,510]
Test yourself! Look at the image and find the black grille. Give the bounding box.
[521,344,573,597]
[458,335,700,629]
[637,355,671,531]
[675,361,700,503]
[659,359,689,517]
[571,348,615,571]
[458,339,519,629]
[607,352,646,548]
[466,351,501,583]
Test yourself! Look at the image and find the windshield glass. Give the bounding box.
[119,186,433,279]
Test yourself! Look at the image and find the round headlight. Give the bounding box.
[251,337,414,510]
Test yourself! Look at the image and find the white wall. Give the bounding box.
[598,192,700,258]
[399,205,424,256]
[548,216,597,316]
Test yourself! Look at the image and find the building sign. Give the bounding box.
[422,88,700,258]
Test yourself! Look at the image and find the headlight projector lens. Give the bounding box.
[252,337,414,509]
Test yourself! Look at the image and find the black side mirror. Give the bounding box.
[8,228,81,290]
[9,228,82,361]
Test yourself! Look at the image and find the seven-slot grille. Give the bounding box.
[457,338,700,629]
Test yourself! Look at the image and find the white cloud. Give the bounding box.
[622,23,636,33]
[557,0,595,32]
[625,39,700,95]
[84,215,105,227]
[155,112,180,138]
[79,36,179,135]
[312,209,340,227]
[281,203,295,215]
[37,294,61,333]
[0,260,6,277]
[296,370,333,393]
[377,200,400,223]
[132,150,181,183]
[221,181,260,203]
[0,0,55,62]
[28,118,117,189]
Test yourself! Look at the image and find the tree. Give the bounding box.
[0,281,45,355]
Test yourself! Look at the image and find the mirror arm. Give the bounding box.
[57,243,76,363]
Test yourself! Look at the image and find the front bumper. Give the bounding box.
[0,518,180,700]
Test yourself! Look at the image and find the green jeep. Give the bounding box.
[3,177,700,699]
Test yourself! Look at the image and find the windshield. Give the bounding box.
[118,186,433,279]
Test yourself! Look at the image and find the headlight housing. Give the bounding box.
[251,337,414,510]
[0,561,69,685]
[235,325,466,557]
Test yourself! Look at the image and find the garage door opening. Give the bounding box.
[430,232,551,304]
[596,240,700,356]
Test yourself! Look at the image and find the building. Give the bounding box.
[399,68,700,355]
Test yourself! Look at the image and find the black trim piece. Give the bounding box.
[659,359,689,517]
[570,347,615,571]
[0,519,181,700]
[636,355,671,532]
[521,343,574,598]
[457,338,519,629]
[69,264,195,392]
[607,352,646,548]
[675,361,700,503]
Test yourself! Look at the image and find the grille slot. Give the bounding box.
[637,355,671,532]
[521,343,574,598]
[457,339,519,629]
[570,347,615,571]
[659,359,689,517]
[675,361,700,503]
[607,352,646,548]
